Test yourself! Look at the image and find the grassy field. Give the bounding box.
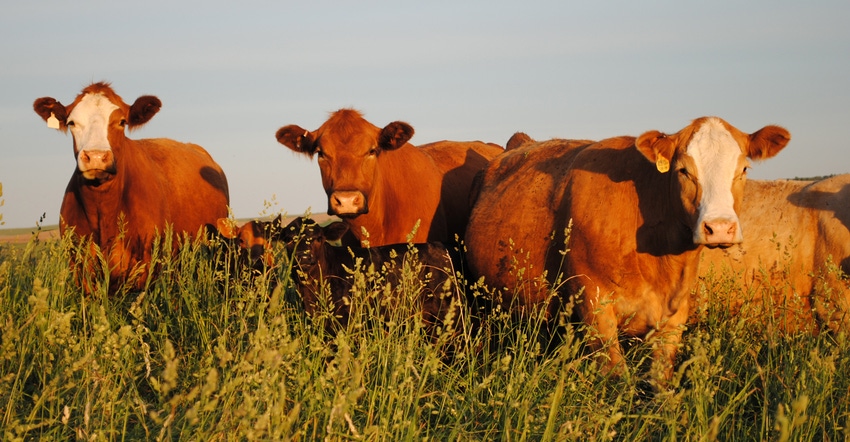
[0,230,848,441]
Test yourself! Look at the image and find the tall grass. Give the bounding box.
[1,230,848,441]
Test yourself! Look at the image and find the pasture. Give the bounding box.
[0,227,848,440]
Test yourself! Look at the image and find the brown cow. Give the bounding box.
[33,82,230,294]
[699,176,850,333]
[275,109,503,247]
[465,117,789,382]
[218,216,463,338]
[212,216,282,273]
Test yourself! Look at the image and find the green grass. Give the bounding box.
[1,232,849,441]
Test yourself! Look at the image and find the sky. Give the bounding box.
[1,1,849,229]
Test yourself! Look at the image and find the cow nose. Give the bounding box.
[701,219,739,245]
[80,150,112,170]
[330,190,367,216]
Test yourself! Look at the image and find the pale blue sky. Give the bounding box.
[2,1,848,228]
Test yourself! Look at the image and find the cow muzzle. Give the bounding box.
[329,190,368,217]
[78,149,115,180]
[696,218,742,248]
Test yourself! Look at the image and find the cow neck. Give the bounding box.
[628,160,706,317]
[633,157,700,259]
[72,144,132,243]
[351,144,437,246]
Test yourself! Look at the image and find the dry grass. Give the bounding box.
[1,229,848,441]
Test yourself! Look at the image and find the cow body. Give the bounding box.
[34,82,230,293]
[699,176,850,332]
[465,117,789,381]
[276,109,503,246]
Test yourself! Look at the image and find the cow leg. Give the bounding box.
[647,302,689,388]
[582,293,627,376]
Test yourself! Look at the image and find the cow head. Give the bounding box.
[33,82,161,184]
[214,215,283,269]
[280,217,351,257]
[276,109,414,217]
[636,117,790,247]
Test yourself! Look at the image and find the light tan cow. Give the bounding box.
[699,176,850,333]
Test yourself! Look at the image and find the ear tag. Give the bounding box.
[47,113,60,129]
[655,157,670,173]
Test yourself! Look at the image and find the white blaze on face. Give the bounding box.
[686,117,744,244]
[67,93,119,172]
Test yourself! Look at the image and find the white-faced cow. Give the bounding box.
[465,117,790,382]
[699,175,850,333]
[33,82,230,294]
[275,109,503,247]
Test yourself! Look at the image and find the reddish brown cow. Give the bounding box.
[33,82,229,294]
[275,109,503,247]
[699,176,850,333]
[465,117,789,382]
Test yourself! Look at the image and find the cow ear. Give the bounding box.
[215,218,238,239]
[746,125,790,160]
[636,130,676,173]
[272,214,284,229]
[378,121,414,151]
[128,95,162,128]
[276,125,318,156]
[506,132,534,151]
[280,218,301,243]
[33,97,68,131]
[322,221,350,244]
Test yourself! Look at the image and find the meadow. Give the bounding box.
[0,226,848,441]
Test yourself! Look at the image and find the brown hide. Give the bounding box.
[278,218,461,337]
[699,176,850,333]
[276,109,503,246]
[465,117,789,382]
[34,82,230,294]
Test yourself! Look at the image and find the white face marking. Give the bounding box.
[687,117,744,243]
[67,93,119,155]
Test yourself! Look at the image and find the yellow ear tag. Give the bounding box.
[47,113,60,129]
[655,157,670,173]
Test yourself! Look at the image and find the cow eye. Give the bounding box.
[368,147,378,156]
[316,149,324,159]
[119,119,127,127]
[678,168,689,177]
[66,120,75,127]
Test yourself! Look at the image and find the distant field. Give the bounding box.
[0,213,337,244]
[0,225,60,243]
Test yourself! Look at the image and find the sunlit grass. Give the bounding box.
[1,230,848,441]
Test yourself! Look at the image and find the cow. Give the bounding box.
[275,109,503,247]
[464,117,790,383]
[698,175,850,333]
[218,216,463,338]
[33,82,230,294]
[212,215,283,274]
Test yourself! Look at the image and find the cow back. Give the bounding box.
[465,138,593,310]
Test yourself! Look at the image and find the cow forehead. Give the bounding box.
[68,93,120,124]
[684,118,744,177]
[316,114,380,153]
